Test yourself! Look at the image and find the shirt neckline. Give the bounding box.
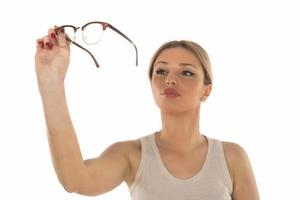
[150,132,213,184]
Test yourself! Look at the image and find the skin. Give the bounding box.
[35,28,260,199]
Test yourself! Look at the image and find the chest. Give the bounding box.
[126,140,209,185]
[158,145,208,179]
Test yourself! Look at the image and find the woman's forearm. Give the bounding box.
[39,83,88,192]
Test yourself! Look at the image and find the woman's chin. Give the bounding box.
[158,103,200,115]
[159,106,189,115]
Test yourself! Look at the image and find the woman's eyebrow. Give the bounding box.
[154,61,168,66]
[154,61,197,69]
[179,63,197,69]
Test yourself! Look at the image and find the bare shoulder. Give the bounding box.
[222,141,248,163]
[103,138,141,163]
[222,141,260,199]
[112,138,141,156]
[109,139,140,152]
[221,141,249,180]
[121,138,141,164]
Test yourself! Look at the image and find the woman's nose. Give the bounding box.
[165,77,176,86]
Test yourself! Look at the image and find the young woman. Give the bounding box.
[35,27,260,200]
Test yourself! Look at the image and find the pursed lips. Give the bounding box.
[161,88,180,97]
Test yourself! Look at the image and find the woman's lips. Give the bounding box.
[161,88,180,98]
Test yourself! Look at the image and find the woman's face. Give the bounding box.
[151,47,211,114]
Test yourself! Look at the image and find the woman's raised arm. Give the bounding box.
[35,27,131,196]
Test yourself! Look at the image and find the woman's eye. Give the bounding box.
[155,69,166,75]
[155,69,194,76]
[182,71,194,76]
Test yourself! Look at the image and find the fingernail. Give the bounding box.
[38,41,44,48]
[51,33,56,39]
[45,42,50,49]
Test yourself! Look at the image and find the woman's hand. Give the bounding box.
[35,27,70,88]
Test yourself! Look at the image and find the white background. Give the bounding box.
[0,0,299,199]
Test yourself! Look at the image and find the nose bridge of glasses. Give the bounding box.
[56,25,80,41]
[102,22,109,30]
[73,26,80,40]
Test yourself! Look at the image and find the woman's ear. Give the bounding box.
[200,84,212,101]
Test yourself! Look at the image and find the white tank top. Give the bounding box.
[129,133,233,200]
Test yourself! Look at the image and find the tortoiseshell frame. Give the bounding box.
[55,21,138,68]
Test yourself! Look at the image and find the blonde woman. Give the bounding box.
[35,27,260,200]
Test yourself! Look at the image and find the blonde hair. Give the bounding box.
[148,40,213,85]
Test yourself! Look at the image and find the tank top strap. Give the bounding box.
[208,138,233,193]
[129,134,154,193]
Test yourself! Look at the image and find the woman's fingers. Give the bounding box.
[48,28,57,46]
[35,26,71,53]
[36,38,44,51]
[35,26,71,84]
[55,27,69,47]
[42,35,52,49]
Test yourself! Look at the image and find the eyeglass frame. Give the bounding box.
[54,21,139,68]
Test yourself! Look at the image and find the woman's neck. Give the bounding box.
[157,109,206,152]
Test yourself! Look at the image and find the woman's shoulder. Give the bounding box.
[114,133,155,158]
[115,132,154,153]
[220,140,260,198]
[221,140,253,186]
[124,138,141,152]
[221,141,247,158]
[221,140,251,168]
[111,138,141,155]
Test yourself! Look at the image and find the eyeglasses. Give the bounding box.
[55,21,138,68]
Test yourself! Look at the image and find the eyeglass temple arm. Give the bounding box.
[106,24,139,66]
[66,37,100,68]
